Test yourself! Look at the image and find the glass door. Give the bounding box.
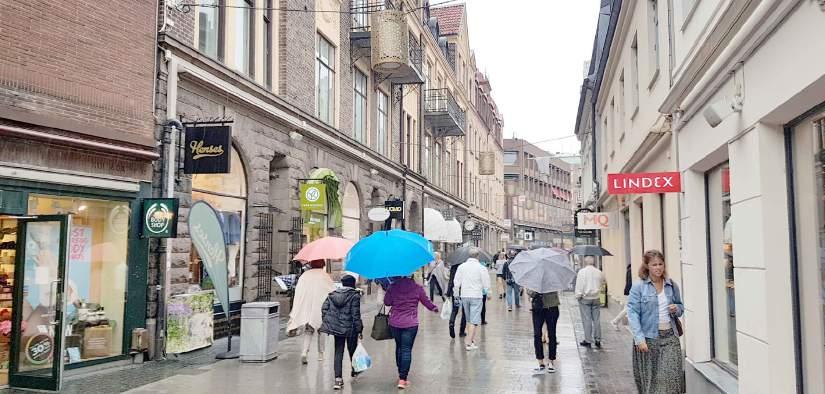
[9,215,69,391]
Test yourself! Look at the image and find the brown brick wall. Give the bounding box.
[0,0,157,146]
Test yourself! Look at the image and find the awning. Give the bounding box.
[423,208,448,242]
[445,218,464,244]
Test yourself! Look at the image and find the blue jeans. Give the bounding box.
[506,283,521,307]
[390,326,418,380]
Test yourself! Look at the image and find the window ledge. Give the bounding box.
[619,132,626,143]
[689,360,739,394]
[630,106,640,121]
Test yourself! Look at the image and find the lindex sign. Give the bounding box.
[608,172,681,195]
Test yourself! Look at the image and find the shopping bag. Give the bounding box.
[440,300,451,320]
[371,306,393,341]
[352,342,372,373]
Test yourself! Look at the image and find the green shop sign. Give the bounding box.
[300,183,327,213]
[141,198,179,238]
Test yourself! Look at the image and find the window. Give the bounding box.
[198,0,221,59]
[424,135,431,179]
[234,0,254,76]
[504,151,517,165]
[445,150,452,192]
[353,69,368,144]
[631,34,640,115]
[648,0,660,82]
[707,162,737,370]
[316,34,336,125]
[435,143,441,187]
[26,195,131,364]
[264,0,273,88]
[351,0,368,31]
[423,62,431,91]
[377,90,388,155]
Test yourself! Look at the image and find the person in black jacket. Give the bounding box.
[445,262,467,339]
[320,275,363,390]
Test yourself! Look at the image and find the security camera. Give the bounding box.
[703,97,742,128]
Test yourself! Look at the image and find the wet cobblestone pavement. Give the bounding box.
[7,290,638,393]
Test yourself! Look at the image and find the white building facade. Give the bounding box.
[579,0,825,392]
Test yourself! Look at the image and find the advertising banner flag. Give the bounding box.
[300,183,327,213]
[189,201,230,319]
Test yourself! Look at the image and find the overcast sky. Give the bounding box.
[462,0,601,155]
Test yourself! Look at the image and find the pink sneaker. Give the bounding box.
[397,379,409,389]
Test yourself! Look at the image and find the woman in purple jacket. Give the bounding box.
[383,276,439,390]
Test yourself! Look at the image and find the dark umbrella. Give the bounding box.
[507,244,527,251]
[445,246,493,266]
[571,244,613,257]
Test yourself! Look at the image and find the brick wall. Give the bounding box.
[0,0,157,145]
[280,0,316,114]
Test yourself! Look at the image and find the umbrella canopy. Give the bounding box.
[509,247,576,293]
[294,236,355,262]
[444,246,493,266]
[571,244,613,257]
[507,244,527,251]
[345,230,434,279]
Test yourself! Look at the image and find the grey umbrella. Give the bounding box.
[445,246,493,266]
[509,248,576,293]
[571,244,613,257]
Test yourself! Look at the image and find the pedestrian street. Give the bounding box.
[122,291,626,394]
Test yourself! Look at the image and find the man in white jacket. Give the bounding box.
[454,247,491,351]
[575,256,605,348]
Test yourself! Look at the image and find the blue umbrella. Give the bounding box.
[346,230,435,279]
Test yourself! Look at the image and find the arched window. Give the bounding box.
[191,145,248,302]
[342,182,361,242]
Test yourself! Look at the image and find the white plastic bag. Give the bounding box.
[352,342,372,373]
[440,299,451,320]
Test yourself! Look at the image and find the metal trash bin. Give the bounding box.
[240,302,280,362]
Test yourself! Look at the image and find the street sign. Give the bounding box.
[141,198,179,238]
[368,207,391,222]
[574,208,597,238]
[607,172,681,195]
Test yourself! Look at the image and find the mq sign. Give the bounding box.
[577,212,615,230]
[608,172,681,195]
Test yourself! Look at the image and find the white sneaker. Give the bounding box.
[547,362,556,373]
[465,343,479,351]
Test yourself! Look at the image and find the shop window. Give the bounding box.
[27,195,131,364]
[192,146,247,302]
[707,162,737,369]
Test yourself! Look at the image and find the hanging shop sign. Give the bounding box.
[368,207,391,222]
[577,212,615,230]
[300,183,327,213]
[141,198,179,238]
[189,201,231,321]
[184,125,232,174]
[607,172,681,195]
[574,208,597,238]
[384,199,404,220]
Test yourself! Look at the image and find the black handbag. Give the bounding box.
[371,306,393,341]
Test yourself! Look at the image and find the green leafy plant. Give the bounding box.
[322,175,342,229]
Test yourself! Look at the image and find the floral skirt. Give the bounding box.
[633,330,685,394]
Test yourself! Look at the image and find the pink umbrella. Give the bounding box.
[294,237,356,262]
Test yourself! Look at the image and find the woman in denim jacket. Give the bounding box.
[627,250,684,393]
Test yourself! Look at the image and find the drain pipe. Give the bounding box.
[154,52,182,360]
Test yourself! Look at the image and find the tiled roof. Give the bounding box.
[430,4,464,35]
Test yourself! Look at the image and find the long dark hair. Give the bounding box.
[638,250,666,280]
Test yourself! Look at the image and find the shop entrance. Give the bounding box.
[0,215,70,391]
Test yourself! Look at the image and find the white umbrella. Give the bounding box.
[509,247,576,293]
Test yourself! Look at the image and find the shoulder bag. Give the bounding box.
[370,306,393,341]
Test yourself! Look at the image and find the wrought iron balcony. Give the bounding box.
[425,88,466,137]
[350,0,387,44]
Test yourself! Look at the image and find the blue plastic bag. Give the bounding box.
[352,342,371,373]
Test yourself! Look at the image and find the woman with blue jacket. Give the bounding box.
[627,250,684,394]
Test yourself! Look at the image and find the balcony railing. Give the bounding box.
[350,0,388,32]
[424,88,466,137]
[408,35,423,77]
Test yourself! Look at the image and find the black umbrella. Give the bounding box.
[506,244,527,251]
[571,244,613,257]
[445,246,493,266]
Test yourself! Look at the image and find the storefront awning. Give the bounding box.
[445,218,464,244]
[423,208,448,242]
